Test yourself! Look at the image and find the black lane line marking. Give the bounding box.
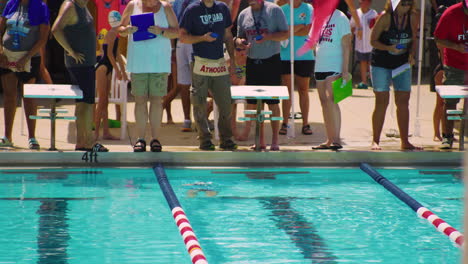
[211,171,309,180]
[36,199,71,264]
[260,197,338,263]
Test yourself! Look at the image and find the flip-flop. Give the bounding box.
[75,147,92,151]
[92,143,109,152]
[250,144,267,150]
[330,143,343,150]
[312,144,330,150]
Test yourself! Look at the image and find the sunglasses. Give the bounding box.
[400,0,413,6]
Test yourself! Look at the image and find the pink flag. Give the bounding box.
[297,0,339,56]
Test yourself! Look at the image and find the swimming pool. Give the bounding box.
[0,166,463,263]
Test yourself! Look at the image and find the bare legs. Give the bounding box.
[433,70,444,141]
[316,75,341,147]
[371,91,389,150]
[162,83,191,122]
[94,65,117,140]
[134,95,163,140]
[1,72,37,142]
[360,60,370,85]
[372,91,421,150]
[433,93,445,142]
[75,102,94,149]
[281,74,310,129]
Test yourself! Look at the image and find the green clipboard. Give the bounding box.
[332,77,352,104]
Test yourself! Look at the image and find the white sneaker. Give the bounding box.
[181,120,192,132]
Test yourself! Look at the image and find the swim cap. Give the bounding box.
[108,10,122,28]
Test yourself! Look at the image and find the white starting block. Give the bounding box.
[436,85,468,150]
[231,85,289,151]
[24,84,83,151]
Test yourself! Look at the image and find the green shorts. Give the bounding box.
[131,72,168,97]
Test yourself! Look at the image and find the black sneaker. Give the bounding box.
[199,140,215,151]
[440,138,453,149]
[440,134,454,149]
[219,139,238,151]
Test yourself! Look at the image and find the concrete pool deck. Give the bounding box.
[0,84,464,166]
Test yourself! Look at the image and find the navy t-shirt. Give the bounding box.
[179,1,232,60]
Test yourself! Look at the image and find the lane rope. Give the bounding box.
[153,163,208,264]
[360,163,464,248]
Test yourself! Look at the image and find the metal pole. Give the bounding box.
[287,0,296,139]
[414,0,425,137]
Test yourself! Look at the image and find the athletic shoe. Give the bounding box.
[357,82,368,89]
[181,119,192,132]
[199,140,215,151]
[440,135,454,149]
[219,139,238,151]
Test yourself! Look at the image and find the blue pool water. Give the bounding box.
[0,166,463,263]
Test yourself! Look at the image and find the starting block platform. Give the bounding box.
[24,84,83,151]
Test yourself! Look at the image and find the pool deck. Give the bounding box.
[0,84,464,167]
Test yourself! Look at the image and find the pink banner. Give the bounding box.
[297,0,339,56]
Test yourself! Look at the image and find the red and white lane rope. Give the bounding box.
[173,207,208,264]
[417,207,464,248]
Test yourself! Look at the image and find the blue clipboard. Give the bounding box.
[130,13,156,41]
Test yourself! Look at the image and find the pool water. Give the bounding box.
[0,167,463,264]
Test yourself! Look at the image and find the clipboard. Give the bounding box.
[332,77,352,104]
[391,63,410,79]
[130,13,156,41]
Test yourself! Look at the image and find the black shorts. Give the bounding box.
[315,72,340,81]
[246,54,281,105]
[281,60,315,77]
[1,56,41,83]
[67,66,95,104]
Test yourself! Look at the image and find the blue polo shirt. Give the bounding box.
[179,1,232,60]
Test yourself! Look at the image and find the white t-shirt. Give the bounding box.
[350,8,378,53]
[315,10,351,73]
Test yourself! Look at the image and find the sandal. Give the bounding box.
[0,137,13,147]
[150,139,162,152]
[301,124,313,135]
[92,143,109,152]
[279,123,288,135]
[28,138,40,150]
[312,144,330,150]
[329,143,343,150]
[133,138,146,152]
[75,147,92,151]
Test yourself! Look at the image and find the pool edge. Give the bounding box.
[1,151,462,167]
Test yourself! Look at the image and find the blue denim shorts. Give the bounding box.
[371,65,412,92]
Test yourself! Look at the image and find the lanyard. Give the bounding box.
[251,2,264,36]
[319,13,333,43]
[394,13,407,30]
[203,2,215,31]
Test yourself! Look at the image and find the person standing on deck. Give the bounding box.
[179,0,238,151]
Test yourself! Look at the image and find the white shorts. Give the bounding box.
[176,42,193,85]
